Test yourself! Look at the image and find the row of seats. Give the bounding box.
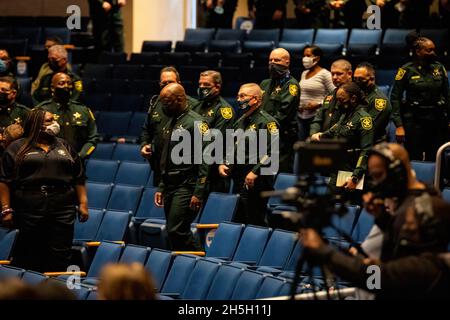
[95,111,146,141]
[90,142,144,162]
[86,159,151,187]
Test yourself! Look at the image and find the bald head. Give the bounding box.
[160,83,187,116]
[237,83,263,110]
[269,48,290,67]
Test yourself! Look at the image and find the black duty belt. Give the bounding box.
[17,184,73,193]
[161,171,194,185]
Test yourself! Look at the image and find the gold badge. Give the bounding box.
[267,121,279,135]
[289,84,298,97]
[198,122,210,135]
[207,109,214,117]
[14,117,22,124]
[361,117,373,130]
[73,112,81,120]
[199,177,207,184]
[395,68,406,81]
[53,113,60,121]
[247,124,257,131]
[433,68,441,77]
[375,99,387,111]
[57,149,66,156]
[74,80,83,92]
[220,107,233,120]
[273,86,282,95]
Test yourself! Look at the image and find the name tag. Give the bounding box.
[411,75,421,80]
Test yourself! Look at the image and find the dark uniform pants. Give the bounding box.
[11,187,76,272]
[162,181,203,251]
[403,112,448,161]
[232,170,274,227]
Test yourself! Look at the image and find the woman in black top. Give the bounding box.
[0,108,88,272]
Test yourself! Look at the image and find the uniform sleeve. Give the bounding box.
[193,121,211,200]
[65,140,87,185]
[275,82,300,128]
[79,108,100,159]
[390,67,409,127]
[140,96,159,148]
[71,74,84,102]
[215,105,235,134]
[441,66,450,121]
[309,102,327,135]
[251,120,280,175]
[0,148,17,185]
[353,116,374,179]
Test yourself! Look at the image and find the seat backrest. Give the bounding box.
[184,28,215,42]
[144,248,172,291]
[21,271,48,285]
[160,254,199,294]
[268,173,297,207]
[141,41,172,53]
[376,69,396,86]
[44,27,71,43]
[87,241,125,278]
[206,222,244,259]
[114,161,151,187]
[247,29,280,43]
[215,29,246,41]
[86,182,113,209]
[119,244,150,265]
[94,210,131,242]
[111,94,144,112]
[112,143,143,162]
[205,264,243,300]
[232,225,271,264]
[127,112,147,137]
[97,111,132,137]
[382,28,414,46]
[411,161,435,185]
[230,269,265,300]
[348,29,382,45]
[199,193,239,224]
[180,259,220,299]
[281,29,314,44]
[91,142,116,160]
[0,265,25,280]
[352,208,375,243]
[86,159,120,183]
[107,184,143,213]
[0,228,19,260]
[84,63,113,79]
[323,205,359,239]
[258,229,297,269]
[74,208,104,241]
[284,240,303,271]
[442,188,450,203]
[14,26,42,45]
[255,275,286,299]
[135,187,165,219]
[314,29,348,45]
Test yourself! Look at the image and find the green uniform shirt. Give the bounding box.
[157,109,210,200]
[390,61,449,127]
[365,85,392,143]
[0,102,30,129]
[32,70,83,106]
[310,88,341,136]
[260,75,300,145]
[191,95,235,133]
[227,107,280,175]
[39,99,100,159]
[322,105,374,179]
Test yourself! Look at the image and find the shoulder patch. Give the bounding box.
[220,106,233,120]
[374,98,387,111]
[267,121,279,135]
[289,84,299,97]
[360,117,373,130]
[197,122,210,135]
[395,68,406,81]
[74,80,83,92]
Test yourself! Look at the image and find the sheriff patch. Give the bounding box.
[220,107,233,120]
[74,80,83,92]
[433,68,441,78]
[395,68,406,81]
[267,121,279,135]
[289,84,299,97]
[198,122,210,135]
[375,99,387,111]
[361,117,373,130]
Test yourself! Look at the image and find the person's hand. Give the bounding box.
[272,10,283,20]
[140,144,152,159]
[206,0,214,9]
[218,164,230,177]
[395,126,405,143]
[305,101,320,110]
[154,192,163,207]
[343,177,357,191]
[78,203,89,223]
[189,196,202,211]
[118,0,127,7]
[245,171,258,189]
[310,132,322,141]
[117,137,126,144]
[103,1,112,12]
[362,192,385,219]
[376,0,386,8]
[329,0,345,9]
[1,208,14,228]
[300,228,324,250]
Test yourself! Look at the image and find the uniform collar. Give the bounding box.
[53,99,72,110]
[200,95,220,109]
[273,72,291,86]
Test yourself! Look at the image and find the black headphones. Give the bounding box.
[369,142,408,186]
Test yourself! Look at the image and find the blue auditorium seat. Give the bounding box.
[14,26,42,45]
[174,41,206,53]
[347,29,382,56]
[179,258,220,300]
[82,93,112,111]
[159,254,200,297]
[442,188,450,203]
[281,28,314,44]
[118,244,150,265]
[184,28,215,43]
[376,69,396,86]
[242,41,275,54]
[247,29,280,43]
[231,225,271,265]
[99,51,127,64]
[191,52,221,68]
[107,184,143,214]
[111,143,144,162]
[83,64,113,79]
[94,210,131,242]
[141,41,172,53]
[110,93,144,112]
[129,52,160,65]
[314,28,348,55]
[322,205,359,242]
[43,27,71,44]
[411,161,436,186]
[230,269,265,300]
[208,40,240,54]
[352,208,375,243]
[113,64,144,79]
[86,182,113,209]
[205,222,244,260]
[0,266,25,280]
[97,111,132,139]
[0,227,19,262]
[133,187,165,222]
[144,248,173,291]
[21,271,48,285]
[90,142,115,160]
[267,173,297,210]
[160,52,191,66]
[205,264,244,300]
[0,39,29,57]
[114,161,151,187]
[255,275,287,299]
[214,29,246,42]
[256,229,297,269]
[73,209,104,242]
[86,159,120,183]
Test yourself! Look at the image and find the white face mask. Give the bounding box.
[302,56,317,69]
[45,121,60,136]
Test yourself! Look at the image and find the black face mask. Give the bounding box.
[162,103,177,118]
[0,92,10,106]
[269,63,289,79]
[366,165,408,201]
[197,87,213,100]
[53,87,71,103]
[422,54,437,65]
[354,78,371,92]
[48,60,60,72]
